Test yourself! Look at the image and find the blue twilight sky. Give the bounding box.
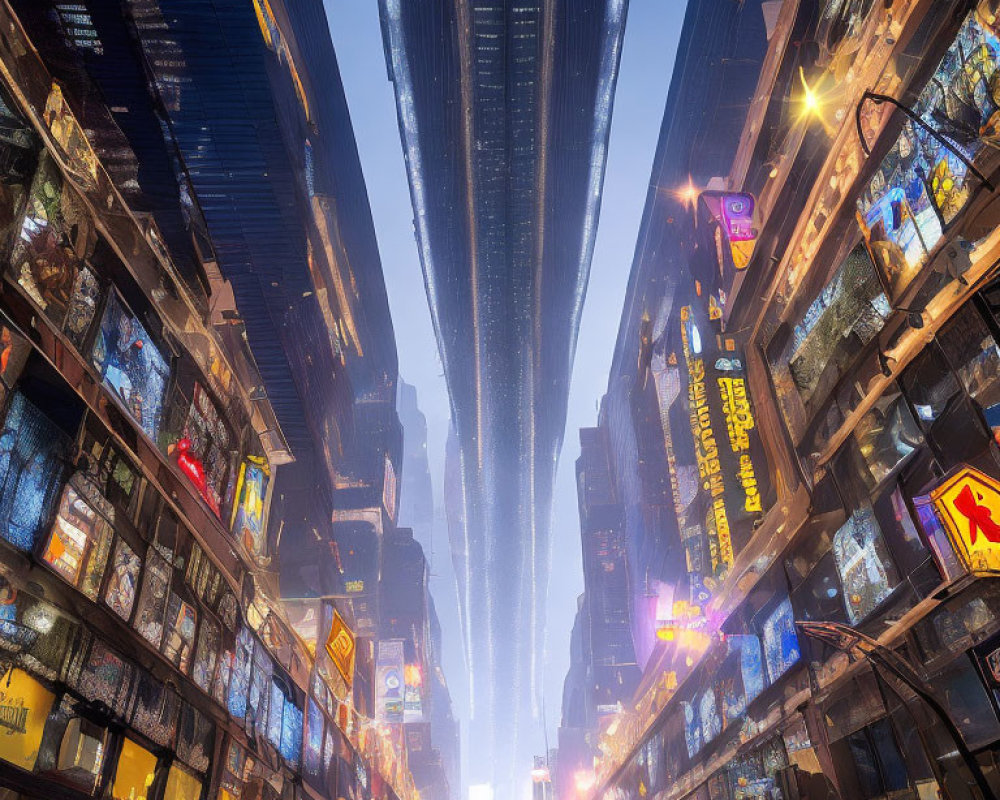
[324,0,688,782]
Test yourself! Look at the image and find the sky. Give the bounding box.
[324,0,688,786]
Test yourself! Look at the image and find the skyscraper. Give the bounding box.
[379,0,627,787]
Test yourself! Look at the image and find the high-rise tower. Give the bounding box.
[379,0,627,787]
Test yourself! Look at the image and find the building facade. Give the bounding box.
[588,2,1000,800]
[0,1,433,800]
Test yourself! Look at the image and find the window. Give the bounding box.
[91,292,169,440]
[247,642,271,739]
[0,393,71,550]
[900,344,962,429]
[304,699,323,781]
[162,593,197,672]
[858,10,996,299]
[871,484,930,576]
[699,688,721,744]
[683,700,701,758]
[267,679,285,750]
[845,729,883,800]
[52,713,107,792]
[63,264,100,352]
[164,763,202,800]
[227,626,253,720]
[131,672,178,747]
[791,552,847,624]
[41,478,113,599]
[11,155,82,326]
[936,654,1000,748]
[192,614,220,693]
[112,738,157,800]
[76,639,132,715]
[852,387,922,487]
[176,384,232,517]
[281,722,307,779]
[939,303,1000,435]
[214,646,233,708]
[103,538,139,621]
[135,551,170,647]
[773,245,889,437]
[218,590,237,631]
[832,507,899,623]
[176,704,213,775]
[761,597,801,683]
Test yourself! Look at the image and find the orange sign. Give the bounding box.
[931,466,1000,572]
[325,610,356,688]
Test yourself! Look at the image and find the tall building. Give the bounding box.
[398,379,435,558]
[602,0,771,674]
[593,2,1000,800]
[575,426,640,712]
[0,1,422,799]
[379,1,628,787]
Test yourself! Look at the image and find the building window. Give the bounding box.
[267,679,285,750]
[112,738,158,800]
[0,393,71,551]
[832,507,899,623]
[247,641,272,741]
[857,10,997,301]
[41,477,113,599]
[770,244,889,441]
[761,597,801,683]
[162,593,197,672]
[699,688,721,744]
[76,638,132,716]
[939,301,1000,439]
[11,155,83,326]
[682,699,701,758]
[852,387,922,488]
[304,699,324,781]
[0,669,55,773]
[103,537,140,620]
[164,762,202,800]
[131,672,179,748]
[280,698,302,768]
[135,551,170,647]
[192,614,220,693]
[227,626,253,720]
[51,714,106,791]
[175,383,232,518]
[176,704,213,774]
[91,292,170,441]
[64,265,101,351]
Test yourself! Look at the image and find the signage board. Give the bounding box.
[931,465,1000,573]
[325,611,356,688]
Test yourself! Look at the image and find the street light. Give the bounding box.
[797,620,998,800]
[675,181,699,207]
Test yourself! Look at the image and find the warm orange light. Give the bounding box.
[800,67,821,115]
[656,626,676,642]
[404,664,422,686]
[574,771,596,794]
[531,768,550,783]
[676,181,698,206]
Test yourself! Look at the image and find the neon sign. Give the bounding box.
[718,377,762,513]
[681,306,734,570]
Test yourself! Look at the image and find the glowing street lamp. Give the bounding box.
[675,180,699,207]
